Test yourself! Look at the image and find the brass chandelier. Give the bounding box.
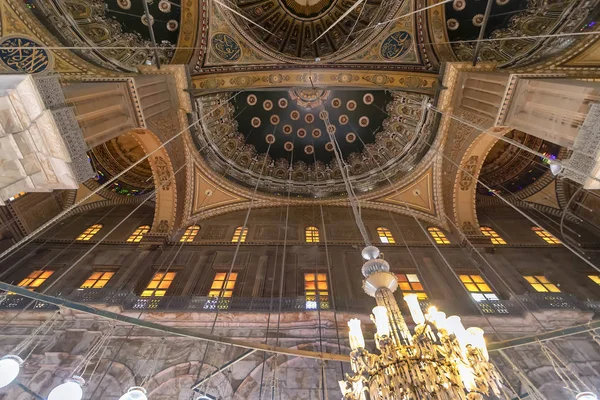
[339,246,503,400]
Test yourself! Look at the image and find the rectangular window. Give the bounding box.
[209,272,238,298]
[17,270,54,290]
[459,274,498,301]
[80,271,115,289]
[524,275,560,293]
[589,275,600,286]
[304,273,329,309]
[397,273,427,300]
[141,272,176,297]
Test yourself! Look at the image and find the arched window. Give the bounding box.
[427,227,450,244]
[141,272,176,297]
[232,226,248,243]
[305,226,320,243]
[127,225,150,243]
[532,227,561,244]
[76,224,103,241]
[209,272,238,298]
[480,226,506,245]
[377,227,395,244]
[18,270,54,291]
[180,225,200,242]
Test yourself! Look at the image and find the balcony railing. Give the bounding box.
[0,289,598,317]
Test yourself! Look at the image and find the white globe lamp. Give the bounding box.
[576,393,598,400]
[119,386,148,400]
[48,376,84,400]
[0,355,23,388]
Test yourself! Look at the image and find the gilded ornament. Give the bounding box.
[118,0,132,10]
[291,110,301,120]
[346,133,356,143]
[251,117,261,128]
[283,124,293,134]
[339,115,349,125]
[270,115,280,125]
[278,98,288,108]
[380,31,412,60]
[325,142,334,152]
[447,18,459,31]
[472,14,484,27]
[211,33,242,61]
[297,128,307,138]
[453,0,466,11]
[158,0,171,12]
[319,110,329,120]
[347,100,357,111]
[305,145,315,155]
[167,20,179,32]
[265,134,276,144]
[0,37,50,74]
[359,116,370,127]
[332,98,342,108]
[312,128,322,138]
[263,100,273,111]
[284,141,294,151]
[304,113,314,123]
[363,93,374,105]
[247,94,258,106]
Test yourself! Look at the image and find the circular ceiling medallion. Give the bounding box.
[305,113,314,123]
[118,0,132,10]
[339,115,349,125]
[289,89,331,108]
[346,133,356,143]
[247,94,257,105]
[447,18,459,31]
[472,14,484,26]
[263,100,273,111]
[312,128,322,139]
[332,98,342,108]
[280,0,336,19]
[141,14,154,26]
[347,100,357,111]
[327,124,336,134]
[319,110,329,120]
[0,38,50,74]
[158,0,171,12]
[290,110,300,120]
[283,124,293,134]
[496,0,509,5]
[325,142,334,152]
[359,116,370,127]
[297,128,307,138]
[211,33,242,61]
[284,141,294,151]
[453,0,466,11]
[265,134,276,144]
[305,145,314,155]
[167,20,179,31]
[251,117,261,128]
[380,31,412,60]
[363,93,374,105]
[278,98,288,108]
[270,115,280,125]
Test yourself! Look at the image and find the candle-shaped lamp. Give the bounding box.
[348,318,365,350]
[372,306,391,337]
[446,316,468,346]
[466,327,488,360]
[403,294,425,325]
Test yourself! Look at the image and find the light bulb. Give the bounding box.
[549,160,563,176]
[347,319,365,350]
[446,316,468,346]
[0,355,23,388]
[372,306,390,337]
[119,386,148,400]
[403,294,425,325]
[48,376,84,400]
[432,311,447,331]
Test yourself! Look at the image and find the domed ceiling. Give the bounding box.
[477,130,562,196]
[194,89,436,197]
[229,0,398,60]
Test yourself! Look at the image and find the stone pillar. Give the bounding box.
[62,81,139,148]
[504,79,600,148]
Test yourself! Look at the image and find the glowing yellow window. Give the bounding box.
[427,227,450,244]
[17,270,53,290]
[377,227,395,244]
[524,275,560,293]
[141,272,176,297]
[304,273,329,309]
[76,224,103,241]
[532,227,561,244]
[232,226,248,243]
[80,271,115,289]
[480,226,506,245]
[589,275,600,286]
[459,274,498,301]
[180,225,200,242]
[397,274,427,300]
[209,272,238,298]
[305,226,320,243]
[127,225,150,243]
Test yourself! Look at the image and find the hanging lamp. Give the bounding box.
[0,355,23,388]
[119,386,148,400]
[47,376,84,400]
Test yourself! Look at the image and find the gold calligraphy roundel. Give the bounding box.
[0,37,50,74]
[211,33,242,62]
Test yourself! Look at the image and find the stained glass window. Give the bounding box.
[532,227,561,244]
[459,274,498,301]
[524,275,560,293]
[232,226,248,243]
[17,270,53,290]
[377,227,395,244]
[180,225,200,242]
[127,225,150,243]
[141,272,176,297]
[480,226,506,245]
[305,226,320,243]
[209,272,238,298]
[76,224,103,241]
[80,271,115,289]
[427,227,450,244]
